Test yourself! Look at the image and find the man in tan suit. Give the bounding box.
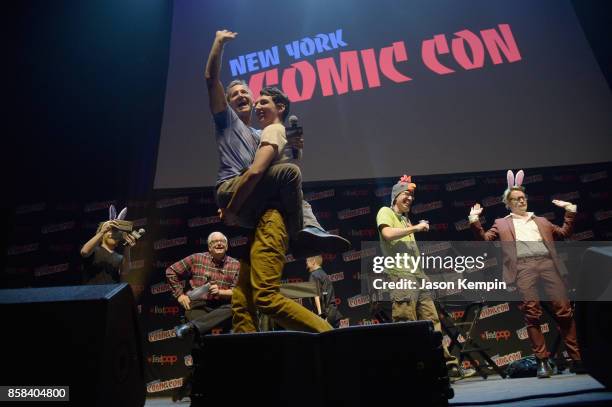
[469,171,584,378]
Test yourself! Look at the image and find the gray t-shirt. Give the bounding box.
[214,107,261,185]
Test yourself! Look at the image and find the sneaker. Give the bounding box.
[296,227,351,255]
[537,358,553,378]
[448,365,477,381]
[175,322,195,339]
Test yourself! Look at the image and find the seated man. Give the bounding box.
[165,231,239,402]
[205,29,349,256]
[221,87,332,333]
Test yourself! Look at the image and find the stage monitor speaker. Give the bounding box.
[576,246,612,389]
[202,321,452,406]
[0,283,145,407]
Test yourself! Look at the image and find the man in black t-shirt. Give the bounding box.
[80,219,136,284]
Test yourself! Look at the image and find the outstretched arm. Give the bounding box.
[469,203,499,241]
[205,30,237,114]
[550,200,577,239]
[378,222,429,241]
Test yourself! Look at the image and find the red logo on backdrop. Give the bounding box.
[342,247,376,262]
[240,24,521,103]
[411,201,443,214]
[154,237,188,250]
[304,189,335,201]
[357,319,379,326]
[338,207,371,220]
[480,330,511,341]
[156,196,189,209]
[146,378,183,393]
[148,329,177,342]
[329,272,345,282]
[445,179,475,192]
[492,351,522,367]
[450,310,465,320]
[149,305,180,316]
[148,355,179,366]
[343,189,369,197]
[347,294,370,308]
[479,303,510,319]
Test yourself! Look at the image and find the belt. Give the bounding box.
[517,254,551,263]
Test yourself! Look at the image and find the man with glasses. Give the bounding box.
[165,231,239,403]
[469,183,585,378]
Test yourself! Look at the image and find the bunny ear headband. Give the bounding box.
[108,205,128,220]
[506,170,524,189]
[101,205,133,232]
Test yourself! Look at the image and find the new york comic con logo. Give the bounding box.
[230,25,521,103]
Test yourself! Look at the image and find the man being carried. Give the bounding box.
[205,29,349,256]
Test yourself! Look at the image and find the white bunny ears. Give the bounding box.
[109,205,127,221]
[506,170,524,189]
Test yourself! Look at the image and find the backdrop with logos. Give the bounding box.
[4,161,612,395]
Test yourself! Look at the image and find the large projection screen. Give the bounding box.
[154,0,612,189]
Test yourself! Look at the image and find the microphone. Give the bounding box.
[286,115,303,160]
[123,228,145,246]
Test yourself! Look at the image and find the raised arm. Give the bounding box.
[80,220,117,257]
[205,30,237,114]
[469,203,499,241]
[550,200,577,239]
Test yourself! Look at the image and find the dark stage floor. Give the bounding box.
[145,373,612,406]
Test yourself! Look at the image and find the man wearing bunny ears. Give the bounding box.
[377,175,465,376]
[469,170,585,378]
[80,205,137,284]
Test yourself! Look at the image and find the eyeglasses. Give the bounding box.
[509,196,528,203]
[209,239,227,245]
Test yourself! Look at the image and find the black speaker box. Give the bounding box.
[0,283,145,406]
[201,321,451,406]
[576,246,612,389]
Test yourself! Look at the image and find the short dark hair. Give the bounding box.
[260,87,290,121]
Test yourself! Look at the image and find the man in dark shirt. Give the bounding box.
[80,219,136,284]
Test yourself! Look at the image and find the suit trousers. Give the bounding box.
[515,256,581,360]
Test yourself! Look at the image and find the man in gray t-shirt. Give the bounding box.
[205,29,349,256]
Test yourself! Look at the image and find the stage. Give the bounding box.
[144,373,612,406]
